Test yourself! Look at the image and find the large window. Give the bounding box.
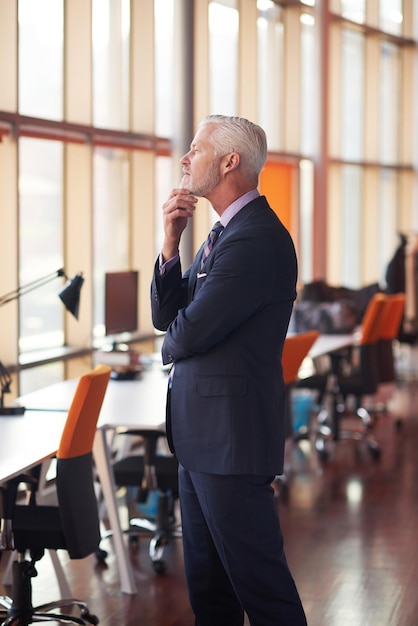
[0,0,416,394]
[18,138,64,352]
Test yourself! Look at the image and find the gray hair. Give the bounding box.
[199,115,267,183]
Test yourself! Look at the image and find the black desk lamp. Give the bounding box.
[0,268,84,416]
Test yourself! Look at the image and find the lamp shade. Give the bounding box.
[58,273,84,320]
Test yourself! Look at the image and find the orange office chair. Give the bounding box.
[318,293,387,459]
[277,330,332,492]
[0,364,111,626]
[280,331,321,470]
[282,330,321,388]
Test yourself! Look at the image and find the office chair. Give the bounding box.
[317,293,387,460]
[97,428,179,575]
[0,364,111,626]
[282,330,321,438]
[372,293,406,426]
[377,293,405,384]
[276,330,325,489]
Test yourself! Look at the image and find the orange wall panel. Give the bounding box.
[259,161,293,232]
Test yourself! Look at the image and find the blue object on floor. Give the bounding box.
[128,487,160,519]
[292,392,315,432]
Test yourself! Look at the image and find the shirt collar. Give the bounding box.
[219,189,260,228]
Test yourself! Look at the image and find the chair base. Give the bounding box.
[0,559,99,625]
[97,490,182,575]
[314,405,381,461]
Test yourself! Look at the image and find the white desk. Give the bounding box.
[7,365,169,596]
[18,366,168,431]
[308,333,354,361]
[0,411,67,484]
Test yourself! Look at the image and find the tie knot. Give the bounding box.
[210,221,224,238]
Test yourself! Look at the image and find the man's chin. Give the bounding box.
[180,174,190,189]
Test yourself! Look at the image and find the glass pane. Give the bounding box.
[18,138,64,352]
[379,169,398,282]
[380,0,403,36]
[380,41,400,163]
[92,147,130,340]
[341,0,365,23]
[299,159,314,284]
[341,29,364,161]
[18,0,63,120]
[155,0,174,137]
[341,165,362,286]
[19,362,64,395]
[209,1,239,115]
[257,1,284,151]
[301,15,316,156]
[92,0,131,130]
[155,156,174,259]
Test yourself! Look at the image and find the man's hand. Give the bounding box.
[161,188,197,262]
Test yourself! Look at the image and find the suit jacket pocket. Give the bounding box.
[195,375,248,397]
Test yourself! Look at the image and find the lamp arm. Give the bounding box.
[0,269,65,307]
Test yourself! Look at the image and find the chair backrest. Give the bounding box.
[376,293,406,383]
[378,293,406,340]
[359,292,387,344]
[56,364,111,558]
[282,330,320,385]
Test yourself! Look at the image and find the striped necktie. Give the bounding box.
[200,221,224,269]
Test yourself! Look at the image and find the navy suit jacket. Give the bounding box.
[151,196,297,476]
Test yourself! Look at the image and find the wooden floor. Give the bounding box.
[2,347,418,625]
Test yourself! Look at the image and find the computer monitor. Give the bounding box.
[104,270,139,341]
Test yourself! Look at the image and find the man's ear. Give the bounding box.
[222,152,240,174]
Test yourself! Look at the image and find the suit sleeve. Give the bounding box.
[151,257,189,331]
[160,229,295,365]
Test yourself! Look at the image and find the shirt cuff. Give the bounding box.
[159,253,180,275]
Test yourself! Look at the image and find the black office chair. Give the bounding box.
[377,293,405,384]
[0,364,111,626]
[97,428,180,575]
[316,293,387,460]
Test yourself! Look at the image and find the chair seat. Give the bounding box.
[338,372,377,397]
[113,455,179,493]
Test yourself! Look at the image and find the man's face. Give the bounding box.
[180,124,222,198]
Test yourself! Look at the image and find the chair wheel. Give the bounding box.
[318,449,329,461]
[369,446,381,459]
[81,609,100,625]
[315,438,329,461]
[152,559,167,574]
[95,547,108,562]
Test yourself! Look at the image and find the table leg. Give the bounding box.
[93,428,137,595]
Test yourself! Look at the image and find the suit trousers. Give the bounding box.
[178,465,307,626]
